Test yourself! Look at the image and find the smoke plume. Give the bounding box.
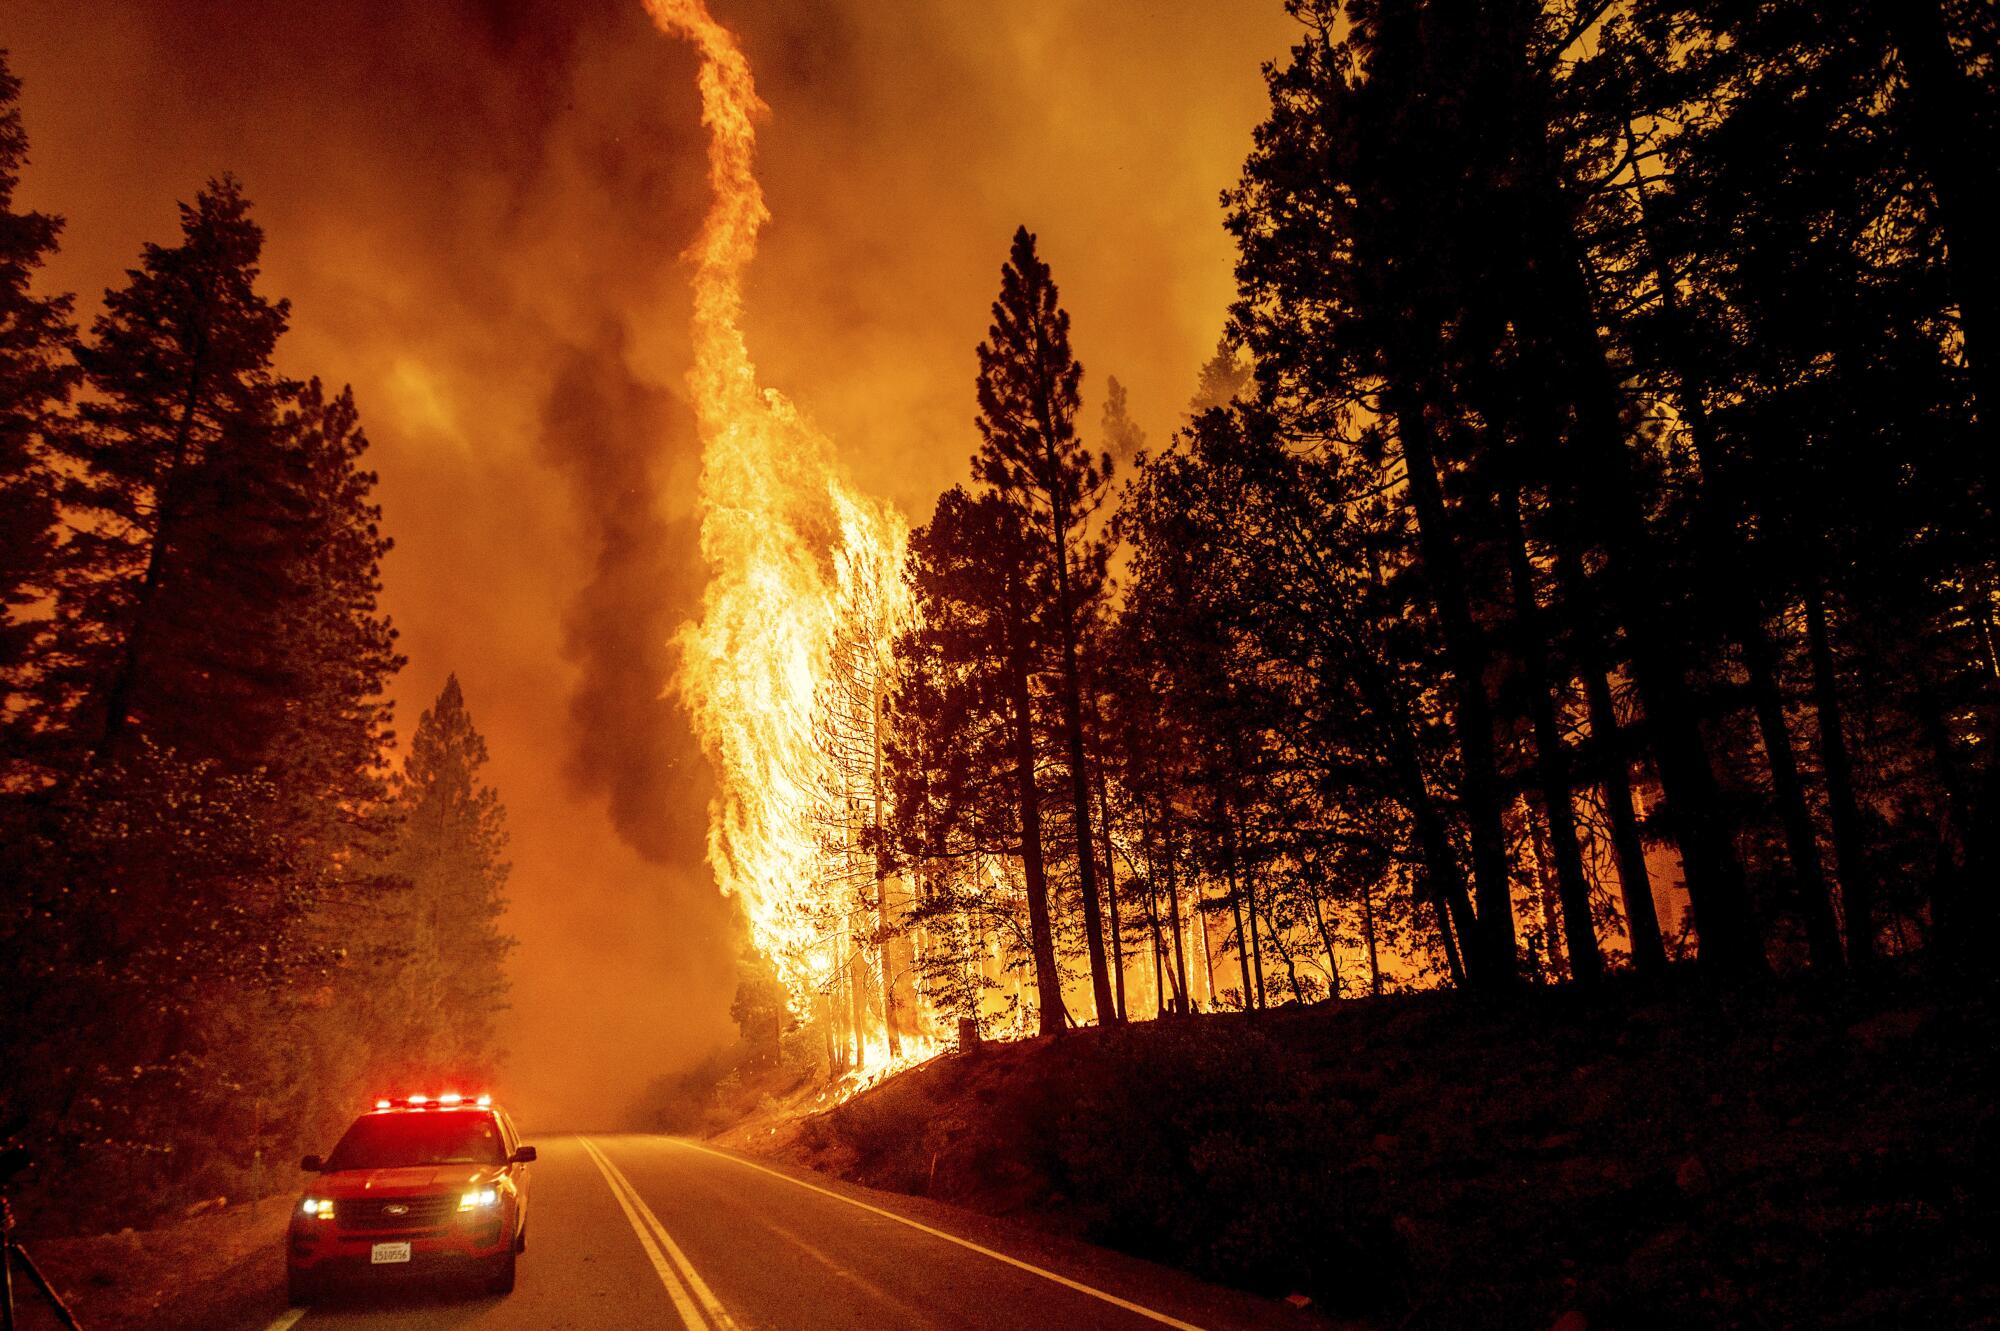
[540,322,713,866]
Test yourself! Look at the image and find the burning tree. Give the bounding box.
[656,0,936,1078]
[809,498,918,1072]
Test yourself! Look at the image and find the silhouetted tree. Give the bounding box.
[382,674,514,1076]
[0,52,76,751]
[38,179,294,773]
[893,487,1067,1035]
[974,227,1120,1023]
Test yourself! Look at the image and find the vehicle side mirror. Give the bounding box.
[301,1154,324,1172]
[511,1145,537,1164]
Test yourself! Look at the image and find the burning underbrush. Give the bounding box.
[635,1004,945,1138]
[725,972,1999,1329]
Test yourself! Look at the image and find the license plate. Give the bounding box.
[371,1242,412,1265]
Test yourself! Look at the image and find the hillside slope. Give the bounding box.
[726,976,1997,1328]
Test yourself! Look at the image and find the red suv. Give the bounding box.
[288,1094,535,1303]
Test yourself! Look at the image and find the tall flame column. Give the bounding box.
[647,0,913,1048]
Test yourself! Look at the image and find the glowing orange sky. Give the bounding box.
[6,0,1294,1124]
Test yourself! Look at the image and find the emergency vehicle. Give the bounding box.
[288,1093,535,1303]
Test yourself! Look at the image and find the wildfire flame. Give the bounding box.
[646,0,912,1013]
[815,1031,944,1108]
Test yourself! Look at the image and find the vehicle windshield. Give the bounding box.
[324,1111,507,1170]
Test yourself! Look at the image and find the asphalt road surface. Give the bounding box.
[254,1135,1323,1331]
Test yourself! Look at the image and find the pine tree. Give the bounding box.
[974,226,1120,1024]
[273,378,404,849]
[42,176,299,771]
[0,51,77,736]
[894,487,1068,1036]
[1100,375,1147,464]
[387,675,514,1075]
[1188,335,1253,417]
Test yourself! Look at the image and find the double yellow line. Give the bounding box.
[578,1136,740,1331]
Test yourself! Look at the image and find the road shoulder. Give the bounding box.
[662,1136,1340,1331]
[19,1200,290,1331]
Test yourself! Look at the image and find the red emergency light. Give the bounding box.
[371,1092,495,1110]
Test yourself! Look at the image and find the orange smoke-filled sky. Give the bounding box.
[5,0,1293,1124]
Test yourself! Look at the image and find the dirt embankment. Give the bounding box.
[8,1198,289,1330]
[727,976,1999,1329]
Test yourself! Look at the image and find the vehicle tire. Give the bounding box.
[287,1268,319,1306]
[487,1244,517,1295]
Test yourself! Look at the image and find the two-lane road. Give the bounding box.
[261,1135,1320,1331]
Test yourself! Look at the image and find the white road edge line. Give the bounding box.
[578,1135,710,1330]
[259,1308,309,1331]
[583,1136,742,1331]
[669,1137,1213,1331]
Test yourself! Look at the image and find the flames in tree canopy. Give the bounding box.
[646,0,911,1012]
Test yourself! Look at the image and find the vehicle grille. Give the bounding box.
[336,1194,456,1232]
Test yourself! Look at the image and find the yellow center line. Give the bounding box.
[258,1309,309,1331]
[581,1136,742,1331]
[668,1137,1213,1331]
[578,1135,709,1330]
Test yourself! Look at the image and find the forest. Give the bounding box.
[2,0,1997,1311]
[709,0,2000,1080]
[0,52,513,1228]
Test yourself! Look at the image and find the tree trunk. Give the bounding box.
[872,874,901,1058]
[1576,656,1666,971]
[1308,875,1343,999]
[1362,869,1384,997]
[1222,795,1267,1008]
[871,674,902,1057]
[1267,906,1306,1004]
[1151,916,1168,1017]
[1554,529,1664,971]
[847,927,870,1069]
[1383,378,1518,987]
[1310,508,1487,976]
[1619,107,1841,974]
[1047,484,1116,1024]
[1142,862,1169,1018]
[1513,92,1765,974]
[1739,616,1846,973]
[1145,800,1188,1015]
[1198,879,1218,1009]
[1222,805,1255,1009]
[1088,705,1128,1020]
[1432,881,1468,988]
[1804,584,1875,972]
[1525,798,1570,981]
[1382,701,1483,961]
[1497,476,1604,980]
[1164,810,1191,1012]
[1567,435,1760,972]
[1004,563,1066,1036]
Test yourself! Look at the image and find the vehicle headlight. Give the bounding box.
[459,1188,499,1211]
[300,1198,334,1220]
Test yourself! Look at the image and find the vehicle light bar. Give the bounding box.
[371,1093,496,1110]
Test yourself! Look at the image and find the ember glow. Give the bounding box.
[648,0,918,1049]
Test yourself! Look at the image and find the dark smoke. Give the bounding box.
[539,321,713,867]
